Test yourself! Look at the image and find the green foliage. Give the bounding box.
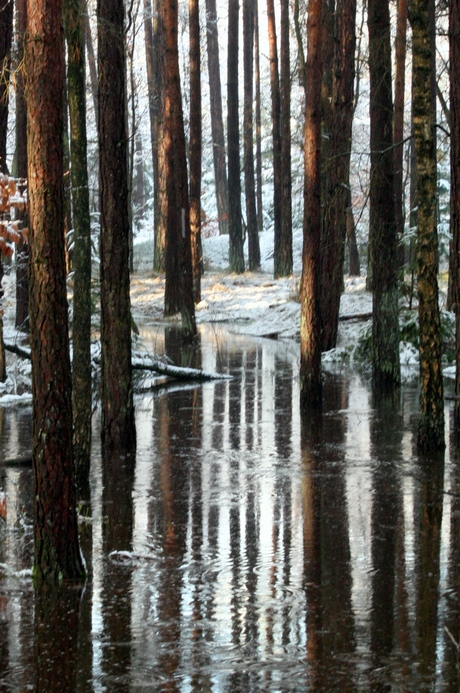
[352,308,456,370]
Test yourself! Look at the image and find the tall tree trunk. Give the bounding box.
[0,0,13,174]
[412,0,444,450]
[300,0,322,408]
[15,0,29,333]
[0,259,4,383]
[347,187,360,276]
[368,0,400,390]
[243,0,260,270]
[83,12,98,123]
[98,0,136,456]
[144,0,164,271]
[227,0,245,272]
[63,73,73,272]
[189,0,202,302]
[254,0,263,233]
[205,0,229,236]
[267,0,282,277]
[320,0,356,350]
[0,0,13,382]
[134,113,144,223]
[127,33,135,275]
[451,0,460,429]
[26,0,85,582]
[163,0,197,337]
[279,0,292,277]
[394,0,408,265]
[63,0,92,497]
[154,0,167,271]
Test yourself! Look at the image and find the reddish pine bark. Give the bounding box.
[300,0,322,408]
[254,0,263,233]
[144,0,166,272]
[98,0,136,455]
[163,0,197,336]
[267,0,282,277]
[189,0,202,302]
[26,0,85,582]
[320,0,356,350]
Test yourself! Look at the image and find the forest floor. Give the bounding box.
[0,227,455,405]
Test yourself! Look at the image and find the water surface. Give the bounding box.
[1,325,459,691]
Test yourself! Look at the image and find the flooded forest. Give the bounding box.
[1,326,460,690]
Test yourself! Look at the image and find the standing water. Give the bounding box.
[0,324,459,691]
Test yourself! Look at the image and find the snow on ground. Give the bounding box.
[0,222,454,403]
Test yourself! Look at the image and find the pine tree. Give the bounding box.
[243,0,260,269]
[368,0,400,390]
[27,0,85,582]
[300,0,322,408]
[205,0,229,236]
[98,0,136,455]
[63,0,92,495]
[412,0,444,449]
[228,0,245,272]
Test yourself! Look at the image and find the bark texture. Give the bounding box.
[412,0,444,449]
[15,0,29,333]
[394,0,408,258]
[98,0,136,455]
[0,0,13,382]
[189,0,202,302]
[254,0,263,233]
[163,0,197,336]
[26,0,85,582]
[452,0,460,429]
[279,0,292,277]
[144,0,166,271]
[227,0,245,272]
[267,0,282,277]
[0,0,13,174]
[368,0,400,390]
[205,0,229,236]
[320,0,356,350]
[64,0,92,495]
[300,0,322,408]
[243,0,260,270]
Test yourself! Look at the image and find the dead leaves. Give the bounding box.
[0,173,27,258]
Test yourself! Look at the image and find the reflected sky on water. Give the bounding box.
[1,324,460,691]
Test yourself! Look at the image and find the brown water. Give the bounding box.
[1,325,460,691]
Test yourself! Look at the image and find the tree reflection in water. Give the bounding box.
[0,326,459,690]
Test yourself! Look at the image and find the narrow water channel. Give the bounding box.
[0,325,459,691]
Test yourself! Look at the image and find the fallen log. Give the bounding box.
[5,341,231,382]
[339,311,373,322]
[1,456,32,469]
[4,342,31,359]
[131,354,232,381]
